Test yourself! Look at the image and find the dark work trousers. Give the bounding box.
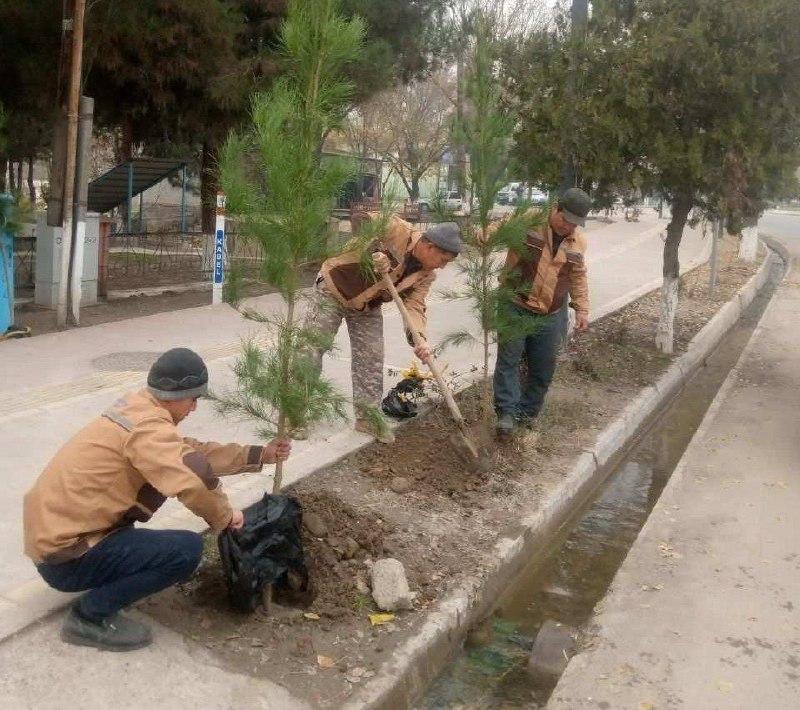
[493,300,563,420]
[37,527,203,622]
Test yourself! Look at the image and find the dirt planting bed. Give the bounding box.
[141,238,762,708]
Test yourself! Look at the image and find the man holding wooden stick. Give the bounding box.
[302,213,462,444]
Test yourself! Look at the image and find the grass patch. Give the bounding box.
[351,593,374,614]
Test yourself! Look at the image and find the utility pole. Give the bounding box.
[558,0,589,195]
[69,96,94,324]
[56,0,86,327]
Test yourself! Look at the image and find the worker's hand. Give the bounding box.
[371,251,391,275]
[413,341,434,364]
[229,510,244,530]
[574,312,589,333]
[262,437,292,464]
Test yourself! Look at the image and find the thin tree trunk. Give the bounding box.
[16,161,23,193]
[381,165,394,194]
[0,159,6,192]
[738,212,758,262]
[117,118,135,228]
[411,175,420,201]
[655,196,692,354]
[272,293,295,495]
[201,141,218,234]
[8,161,16,193]
[397,170,413,201]
[27,155,36,203]
[119,117,134,162]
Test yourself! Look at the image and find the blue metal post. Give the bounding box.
[180,164,187,233]
[126,162,133,233]
[0,193,15,332]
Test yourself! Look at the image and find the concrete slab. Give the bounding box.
[0,612,309,710]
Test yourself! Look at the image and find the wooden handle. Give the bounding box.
[380,272,468,428]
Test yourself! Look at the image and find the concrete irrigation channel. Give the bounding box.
[344,242,781,710]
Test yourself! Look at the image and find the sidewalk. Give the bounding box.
[550,220,800,709]
[0,213,707,707]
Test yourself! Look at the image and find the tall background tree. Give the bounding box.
[0,0,61,197]
[344,78,455,202]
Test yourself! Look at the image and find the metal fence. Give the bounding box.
[100,229,266,292]
[13,236,35,298]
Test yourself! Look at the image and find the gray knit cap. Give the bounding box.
[147,348,209,401]
[425,222,462,255]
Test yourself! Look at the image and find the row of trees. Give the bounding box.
[2,0,799,353]
[0,0,449,227]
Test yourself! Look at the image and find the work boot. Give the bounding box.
[61,607,152,652]
[354,418,396,444]
[495,412,516,437]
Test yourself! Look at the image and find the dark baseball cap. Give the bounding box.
[558,188,591,227]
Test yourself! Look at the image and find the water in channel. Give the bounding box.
[419,257,783,709]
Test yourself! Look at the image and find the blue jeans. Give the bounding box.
[37,527,203,622]
[493,301,562,420]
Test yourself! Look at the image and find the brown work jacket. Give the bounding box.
[23,389,265,565]
[319,213,435,338]
[503,217,589,316]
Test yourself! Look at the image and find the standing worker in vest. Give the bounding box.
[494,187,592,436]
[23,347,291,651]
[302,212,462,444]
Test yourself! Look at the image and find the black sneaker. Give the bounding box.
[61,608,152,652]
[496,412,516,437]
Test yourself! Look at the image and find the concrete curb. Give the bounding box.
[345,245,774,710]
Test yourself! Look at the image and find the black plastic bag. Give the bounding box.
[218,493,310,612]
[381,376,425,419]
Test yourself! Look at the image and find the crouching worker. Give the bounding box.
[23,347,291,652]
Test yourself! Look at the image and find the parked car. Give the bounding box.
[415,191,464,213]
[528,189,548,205]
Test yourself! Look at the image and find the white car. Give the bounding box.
[416,191,464,213]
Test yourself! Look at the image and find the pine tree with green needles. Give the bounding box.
[442,9,544,412]
[216,0,365,493]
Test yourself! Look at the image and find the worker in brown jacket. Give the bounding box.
[494,187,592,436]
[302,213,462,444]
[23,347,291,652]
